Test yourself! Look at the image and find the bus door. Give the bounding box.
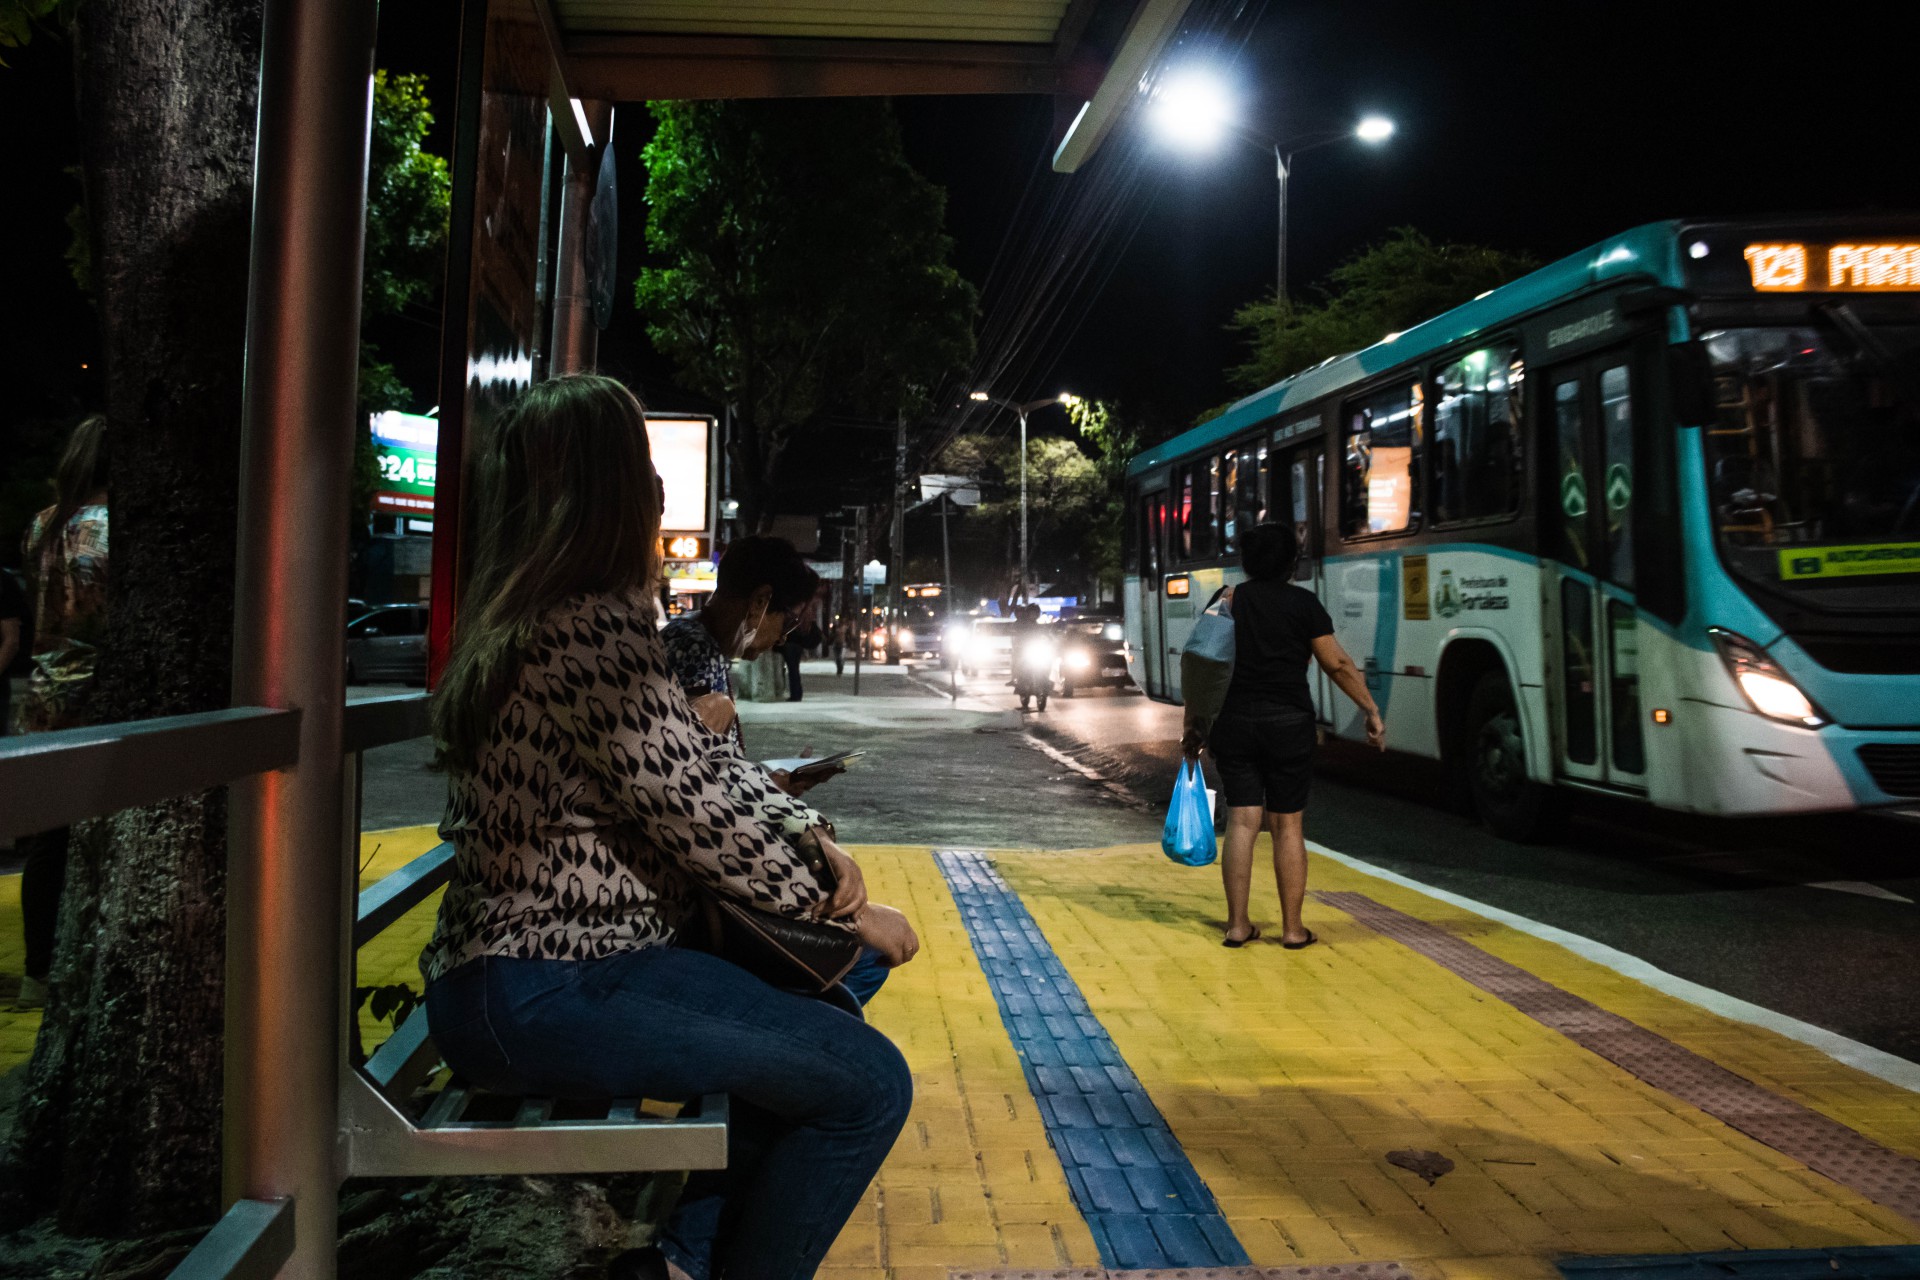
[1273,440,1333,720]
[1140,490,1170,697]
[1543,353,1648,790]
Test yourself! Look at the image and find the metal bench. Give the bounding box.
[339,837,729,1179]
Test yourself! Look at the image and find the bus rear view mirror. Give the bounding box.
[1667,341,1716,427]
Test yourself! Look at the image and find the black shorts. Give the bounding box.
[1207,706,1316,813]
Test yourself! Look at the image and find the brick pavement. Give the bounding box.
[1,830,1916,1280]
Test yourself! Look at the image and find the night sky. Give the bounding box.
[5,1,1919,452]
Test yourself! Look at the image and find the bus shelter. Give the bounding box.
[0,1,1190,1276]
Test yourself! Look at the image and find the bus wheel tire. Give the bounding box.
[1465,673,1563,843]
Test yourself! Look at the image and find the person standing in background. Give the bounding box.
[1182,521,1383,950]
[783,611,821,702]
[14,414,111,1010]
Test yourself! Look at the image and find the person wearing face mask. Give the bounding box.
[661,536,819,755]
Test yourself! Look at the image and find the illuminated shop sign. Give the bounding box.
[1165,575,1191,597]
[1743,242,1920,292]
[371,410,438,516]
[663,535,709,561]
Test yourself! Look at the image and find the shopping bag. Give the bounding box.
[1179,589,1236,725]
[1161,759,1218,866]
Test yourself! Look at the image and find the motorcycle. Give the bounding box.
[1014,634,1055,712]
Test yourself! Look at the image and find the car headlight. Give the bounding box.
[1103,624,1124,641]
[1066,650,1093,671]
[1708,628,1827,727]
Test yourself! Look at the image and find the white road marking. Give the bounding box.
[1307,838,1920,1095]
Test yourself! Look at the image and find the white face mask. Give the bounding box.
[734,600,770,655]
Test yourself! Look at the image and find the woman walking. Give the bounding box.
[423,374,918,1279]
[1183,521,1384,949]
[13,414,110,1010]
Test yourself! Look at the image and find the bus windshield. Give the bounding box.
[1701,319,1920,607]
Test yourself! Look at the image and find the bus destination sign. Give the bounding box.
[1743,241,1920,292]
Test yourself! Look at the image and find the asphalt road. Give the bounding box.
[346,661,1918,1066]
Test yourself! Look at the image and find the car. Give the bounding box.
[345,603,428,684]
[950,616,1016,676]
[1056,612,1134,696]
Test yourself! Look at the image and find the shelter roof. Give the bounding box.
[514,0,1189,170]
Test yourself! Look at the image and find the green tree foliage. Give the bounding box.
[635,99,977,529]
[937,432,1105,594]
[0,0,67,65]
[1227,228,1538,396]
[1066,397,1145,594]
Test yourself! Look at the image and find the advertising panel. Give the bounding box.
[646,414,714,533]
[371,410,439,517]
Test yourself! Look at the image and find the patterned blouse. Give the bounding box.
[421,591,836,985]
[19,503,109,734]
[660,612,743,748]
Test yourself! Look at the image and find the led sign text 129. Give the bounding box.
[1744,241,1920,292]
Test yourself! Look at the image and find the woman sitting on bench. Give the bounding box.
[422,373,919,1280]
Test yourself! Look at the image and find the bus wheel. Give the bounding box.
[1465,673,1563,842]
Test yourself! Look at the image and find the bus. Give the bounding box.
[1122,218,1920,838]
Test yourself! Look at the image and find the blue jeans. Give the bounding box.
[426,948,912,1280]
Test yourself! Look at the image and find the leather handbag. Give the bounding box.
[705,894,862,994]
[694,829,861,993]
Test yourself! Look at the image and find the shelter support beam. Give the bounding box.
[549,100,612,375]
[224,0,376,1270]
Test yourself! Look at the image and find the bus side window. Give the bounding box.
[1433,343,1523,524]
[1220,450,1239,555]
[1341,379,1423,537]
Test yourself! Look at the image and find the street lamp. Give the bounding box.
[969,389,1077,602]
[1148,72,1393,301]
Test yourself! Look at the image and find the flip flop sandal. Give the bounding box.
[1222,926,1261,948]
[1280,929,1317,950]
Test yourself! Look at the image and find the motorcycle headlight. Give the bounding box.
[1708,628,1827,727]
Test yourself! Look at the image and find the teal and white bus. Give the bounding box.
[1122,218,1920,837]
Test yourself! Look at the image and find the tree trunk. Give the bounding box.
[9,0,261,1236]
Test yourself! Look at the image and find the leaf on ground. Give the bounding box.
[1386,1148,1455,1185]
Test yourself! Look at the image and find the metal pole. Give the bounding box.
[942,495,957,702]
[1018,408,1030,602]
[225,0,376,1270]
[853,507,866,696]
[891,409,906,652]
[1275,147,1290,304]
[549,102,613,374]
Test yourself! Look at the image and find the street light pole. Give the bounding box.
[1018,405,1029,602]
[1275,147,1290,303]
[970,390,1076,606]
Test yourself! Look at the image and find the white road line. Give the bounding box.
[1307,838,1920,1095]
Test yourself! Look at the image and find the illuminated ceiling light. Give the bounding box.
[1147,70,1235,151]
[1355,115,1395,143]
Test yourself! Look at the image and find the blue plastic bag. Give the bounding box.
[1161,760,1217,866]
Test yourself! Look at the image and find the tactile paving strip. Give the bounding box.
[1318,890,1920,1226]
[951,1265,1425,1279]
[937,850,1255,1270]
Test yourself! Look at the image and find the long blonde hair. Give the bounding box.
[432,374,663,770]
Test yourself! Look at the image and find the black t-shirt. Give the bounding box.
[1221,577,1334,715]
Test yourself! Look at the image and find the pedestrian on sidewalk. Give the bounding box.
[831,616,852,675]
[782,613,821,702]
[13,414,111,1011]
[1182,521,1384,949]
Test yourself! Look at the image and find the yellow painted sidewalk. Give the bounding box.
[1000,843,1920,1277]
[2,833,1916,1279]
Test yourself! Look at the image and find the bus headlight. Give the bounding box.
[1708,628,1827,727]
